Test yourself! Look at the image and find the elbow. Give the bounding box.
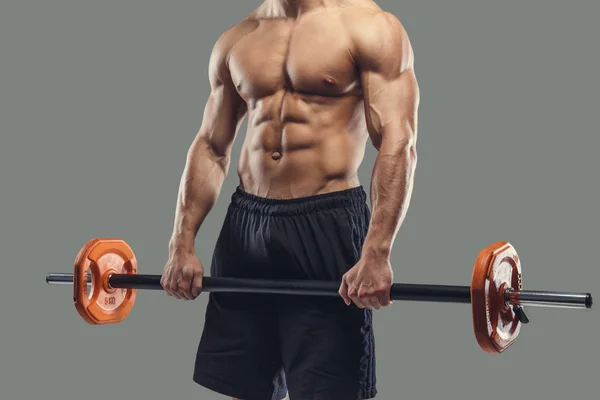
[386,131,417,159]
[400,134,417,154]
[406,137,417,161]
[395,137,417,178]
[403,140,417,172]
[187,134,231,172]
[386,133,418,171]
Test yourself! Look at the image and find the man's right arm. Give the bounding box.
[169,37,247,253]
[162,28,248,299]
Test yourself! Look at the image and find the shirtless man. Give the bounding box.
[161,0,419,399]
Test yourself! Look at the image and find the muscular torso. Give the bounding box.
[229,5,380,198]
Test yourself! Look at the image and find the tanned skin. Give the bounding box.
[161,1,418,394]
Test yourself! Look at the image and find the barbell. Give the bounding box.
[46,238,593,354]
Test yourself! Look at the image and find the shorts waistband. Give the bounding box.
[231,186,367,216]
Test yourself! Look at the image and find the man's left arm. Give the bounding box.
[339,12,420,310]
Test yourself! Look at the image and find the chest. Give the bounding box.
[228,17,360,100]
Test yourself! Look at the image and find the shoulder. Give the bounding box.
[343,9,414,72]
[211,18,259,63]
[208,18,259,82]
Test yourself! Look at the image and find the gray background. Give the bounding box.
[1,1,598,399]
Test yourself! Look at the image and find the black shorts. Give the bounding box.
[193,187,377,400]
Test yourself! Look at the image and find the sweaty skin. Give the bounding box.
[162,0,419,319]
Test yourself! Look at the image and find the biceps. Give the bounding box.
[363,69,419,150]
[194,83,247,159]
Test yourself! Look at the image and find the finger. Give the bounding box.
[178,265,195,300]
[358,285,380,310]
[366,296,383,310]
[191,270,203,299]
[168,270,183,299]
[160,272,168,292]
[349,286,366,309]
[379,288,392,307]
[160,266,169,288]
[161,268,176,297]
[338,277,351,306]
[170,288,183,300]
[178,290,190,301]
[356,288,371,310]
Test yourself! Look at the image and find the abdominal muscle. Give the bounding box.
[236,91,369,199]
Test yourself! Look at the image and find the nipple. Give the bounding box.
[271,151,282,161]
[323,77,336,86]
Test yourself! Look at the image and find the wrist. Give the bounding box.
[361,242,392,261]
[169,236,195,255]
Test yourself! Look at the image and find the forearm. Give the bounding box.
[169,138,230,254]
[363,135,417,259]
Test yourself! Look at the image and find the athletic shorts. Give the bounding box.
[193,186,377,400]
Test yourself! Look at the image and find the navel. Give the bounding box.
[271,151,282,161]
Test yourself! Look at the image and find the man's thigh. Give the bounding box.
[278,296,377,400]
[193,293,287,400]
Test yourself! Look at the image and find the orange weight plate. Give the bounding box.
[73,238,138,325]
[471,242,523,354]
